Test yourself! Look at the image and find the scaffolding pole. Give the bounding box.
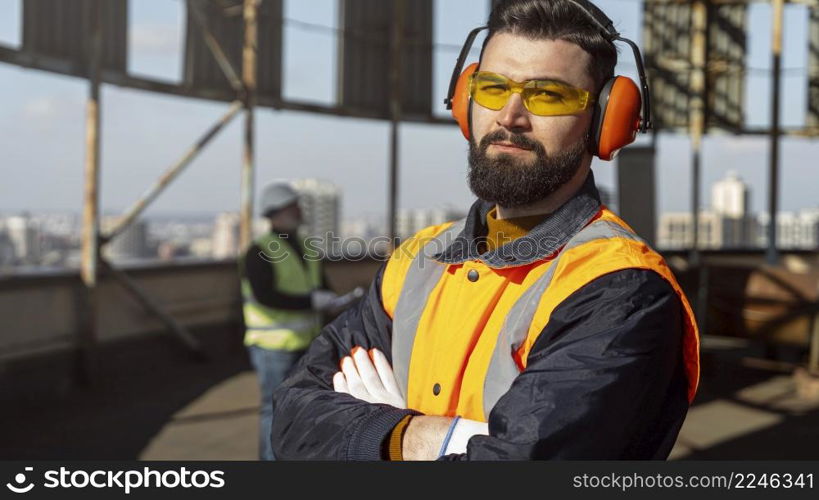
[767,0,785,266]
[92,3,247,359]
[690,1,709,332]
[388,0,405,245]
[78,0,103,384]
[689,1,707,262]
[240,0,259,250]
[103,100,243,242]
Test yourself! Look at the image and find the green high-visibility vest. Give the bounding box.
[240,233,322,351]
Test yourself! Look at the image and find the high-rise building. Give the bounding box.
[212,212,241,259]
[712,171,749,218]
[101,216,150,262]
[657,211,726,249]
[658,172,757,249]
[290,178,340,253]
[799,209,819,248]
[0,229,16,267]
[712,171,753,247]
[3,215,41,265]
[755,209,819,249]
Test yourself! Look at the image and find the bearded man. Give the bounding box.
[269,0,700,460]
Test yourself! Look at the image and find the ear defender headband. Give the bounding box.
[443,0,653,161]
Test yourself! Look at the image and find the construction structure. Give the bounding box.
[1,0,818,461]
[644,0,819,262]
[0,0,442,375]
[641,0,819,378]
[0,0,817,385]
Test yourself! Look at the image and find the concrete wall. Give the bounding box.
[0,258,384,362]
[2,251,817,363]
[0,262,242,361]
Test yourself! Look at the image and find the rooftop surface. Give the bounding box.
[2,334,818,460]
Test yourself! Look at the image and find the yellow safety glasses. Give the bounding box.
[469,71,594,116]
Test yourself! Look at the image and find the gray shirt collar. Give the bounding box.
[432,170,602,269]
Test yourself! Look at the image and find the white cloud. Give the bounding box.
[130,24,181,54]
[18,94,82,133]
[23,97,58,119]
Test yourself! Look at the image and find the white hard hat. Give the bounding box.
[260,182,299,216]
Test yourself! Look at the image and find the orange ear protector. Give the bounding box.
[443,0,653,161]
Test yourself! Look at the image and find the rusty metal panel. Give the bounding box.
[22,0,127,73]
[808,7,819,129]
[643,2,692,132]
[706,3,747,133]
[337,0,433,119]
[643,2,746,133]
[183,0,282,99]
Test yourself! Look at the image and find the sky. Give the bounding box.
[0,0,817,223]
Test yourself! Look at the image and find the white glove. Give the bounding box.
[310,289,339,312]
[443,418,489,455]
[333,347,406,409]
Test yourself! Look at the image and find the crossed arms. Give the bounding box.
[270,265,689,460]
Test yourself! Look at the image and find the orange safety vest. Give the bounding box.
[381,208,700,423]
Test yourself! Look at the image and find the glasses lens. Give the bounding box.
[470,73,511,110]
[523,82,589,115]
[469,72,592,116]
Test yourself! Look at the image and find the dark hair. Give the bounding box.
[485,0,617,92]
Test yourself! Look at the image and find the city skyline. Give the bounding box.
[1,0,818,224]
[2,171,817,273]
[659,171,819,250]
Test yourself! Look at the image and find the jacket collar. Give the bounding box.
[433,170,602,269]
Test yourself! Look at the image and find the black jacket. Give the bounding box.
[270,173,689,460]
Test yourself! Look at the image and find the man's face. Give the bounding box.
[468,33,597,207]
[270,203,302,232]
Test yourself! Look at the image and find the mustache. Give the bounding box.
[479,129,544,153]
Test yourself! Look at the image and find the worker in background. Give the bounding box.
[270,0,700,460]
[240,181,361,460]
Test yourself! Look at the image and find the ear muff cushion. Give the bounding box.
[452,63,479,140]
[591,79,614,158]
[595,76,642,161]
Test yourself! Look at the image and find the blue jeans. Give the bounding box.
[247,346,305,461]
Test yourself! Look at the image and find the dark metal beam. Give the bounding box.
[767,0,785,266]
[388,0,405,245]
[189,0,244,93]
[101,259,206,360]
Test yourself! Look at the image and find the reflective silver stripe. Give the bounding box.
[244,316,318,332]
[482,259,561,418]
[391,220,466,399]
[482,219,644,417]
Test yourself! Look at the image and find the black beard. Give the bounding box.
[468,129,587,208]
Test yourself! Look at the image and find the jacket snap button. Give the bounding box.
[433,383,441,396]
[467,269,479,282]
